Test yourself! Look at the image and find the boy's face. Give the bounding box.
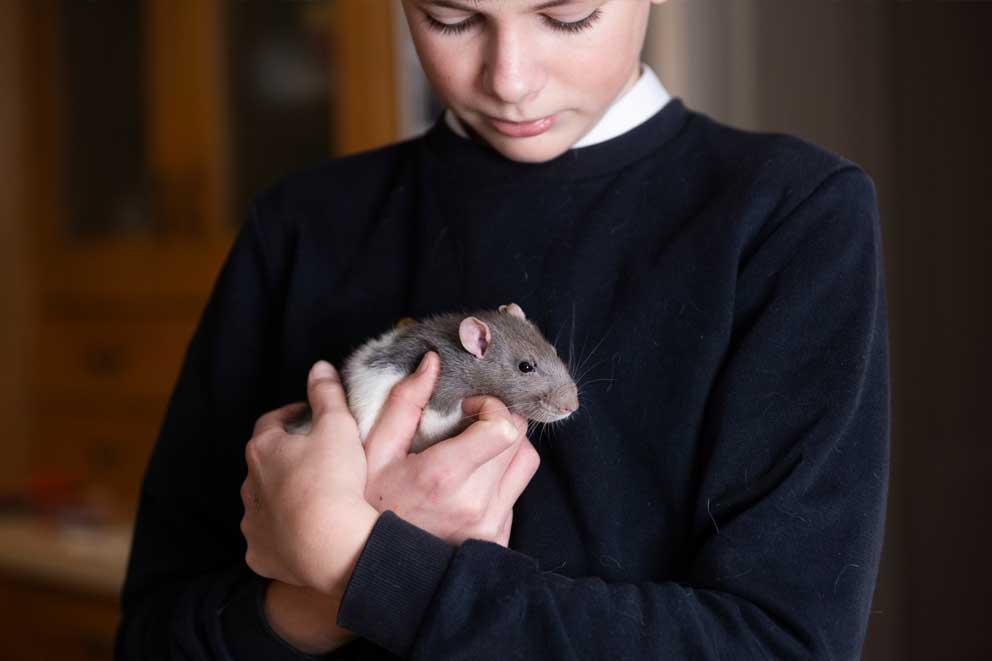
[401,0,666,163]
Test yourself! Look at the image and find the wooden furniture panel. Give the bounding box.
[32,318,198,405]
[0,575,119,661]
[7,3,401,657]
[30,412,162,512]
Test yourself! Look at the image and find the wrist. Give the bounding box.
[323,500,380,600]
[264,581,357,655]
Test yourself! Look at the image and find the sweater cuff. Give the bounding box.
[220,571,333,660]
[336,510,455,657]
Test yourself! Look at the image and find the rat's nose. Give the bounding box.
[554,385,580,415]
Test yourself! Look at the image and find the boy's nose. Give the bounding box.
[481,29,546,107]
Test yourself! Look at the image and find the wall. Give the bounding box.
[645,1,927,658]
[648,1,992,657]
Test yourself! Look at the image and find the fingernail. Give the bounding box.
[312,361,336,379]
[417,352,433,374]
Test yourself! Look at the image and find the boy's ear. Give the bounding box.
[459,316,492,359]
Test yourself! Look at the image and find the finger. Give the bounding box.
[365,351,440,470]
[493,437,541,511]
[424,396,522,483]
[253,401,309,436]
[239,478,252,510]
[307,361,355,435]
[460,428,526,506]
[496,509,513,547]
[460,396,528,437]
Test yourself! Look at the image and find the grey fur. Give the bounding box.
[286,306,579,441]
[366,309,577,422]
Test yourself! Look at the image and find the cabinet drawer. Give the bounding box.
[31,412,160,510]
[32,318,197,403]
[0,574,119,661]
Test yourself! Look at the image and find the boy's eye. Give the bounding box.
[423,8,603,36]
[542,8,603,33]
[424,13,481,36]
[519,361,536,373]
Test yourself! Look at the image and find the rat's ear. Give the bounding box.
[498,303,526,320]
[459,316,492,359]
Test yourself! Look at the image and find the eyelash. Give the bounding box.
[423,8,603,36]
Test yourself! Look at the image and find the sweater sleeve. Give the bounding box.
[114,204,358,660]
[336,166,890,660]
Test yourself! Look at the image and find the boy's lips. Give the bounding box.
[486,114,557,137]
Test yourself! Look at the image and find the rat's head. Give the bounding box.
[458,303,579,423]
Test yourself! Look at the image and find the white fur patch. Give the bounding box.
[344,327,465,452]
[343,328,405,442]
[412,400,464,453]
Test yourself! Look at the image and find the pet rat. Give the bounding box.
[285,302,579,453]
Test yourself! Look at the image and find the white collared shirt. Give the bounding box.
[444,63,671,149]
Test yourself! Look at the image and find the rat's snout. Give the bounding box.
[548,383,580,417]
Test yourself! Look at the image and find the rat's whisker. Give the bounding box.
[573,356,611,386]
[576,377,615,388]
[568,300,577,376]
[553,322,565,356]
[573,323,612,380]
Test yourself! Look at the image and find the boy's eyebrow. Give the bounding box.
[423,0,579,11]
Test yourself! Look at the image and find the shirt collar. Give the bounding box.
[443,63,671,150]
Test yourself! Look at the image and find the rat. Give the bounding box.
[285,302,579,453]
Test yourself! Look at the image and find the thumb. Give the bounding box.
[364,351,440,471]
[307,361,356,438]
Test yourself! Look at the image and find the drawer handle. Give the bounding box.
[83,345,127,376]
[88,440,122,471]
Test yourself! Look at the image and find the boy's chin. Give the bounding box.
[484,133,577,164]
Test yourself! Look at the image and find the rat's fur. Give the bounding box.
[287,304,579,453]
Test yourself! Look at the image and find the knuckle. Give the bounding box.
[470,517,501,542]
[483,521,503,541]
[312,377,346,400]
[483,395,509,416]
[487,418,518,444]
[425,464,457,497]
[521,442,541,470]
[240,517,253,540]
[465,499,487,525]
[244,439,262,468]
[252,411,274,436]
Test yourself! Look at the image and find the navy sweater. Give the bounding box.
[115,98,890,660]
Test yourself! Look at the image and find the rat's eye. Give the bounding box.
[518,361,535,373]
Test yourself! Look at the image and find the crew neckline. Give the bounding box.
[423,97,690,184]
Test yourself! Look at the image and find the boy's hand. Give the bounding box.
[240,361,378,600]
[363,351,541,546]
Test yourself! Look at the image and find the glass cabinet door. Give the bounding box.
[24,0,403,516]
[48,0,399,245]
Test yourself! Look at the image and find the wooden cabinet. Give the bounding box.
[0,572,120,661]
[5,2,405,658]
[0,516,131,661]
[21,0,401,517]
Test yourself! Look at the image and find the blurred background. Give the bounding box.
[0,1,988,659]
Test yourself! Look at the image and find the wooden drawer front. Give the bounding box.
[31,413,160,509]
[0,574,119,661]
[33,318,197,404]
